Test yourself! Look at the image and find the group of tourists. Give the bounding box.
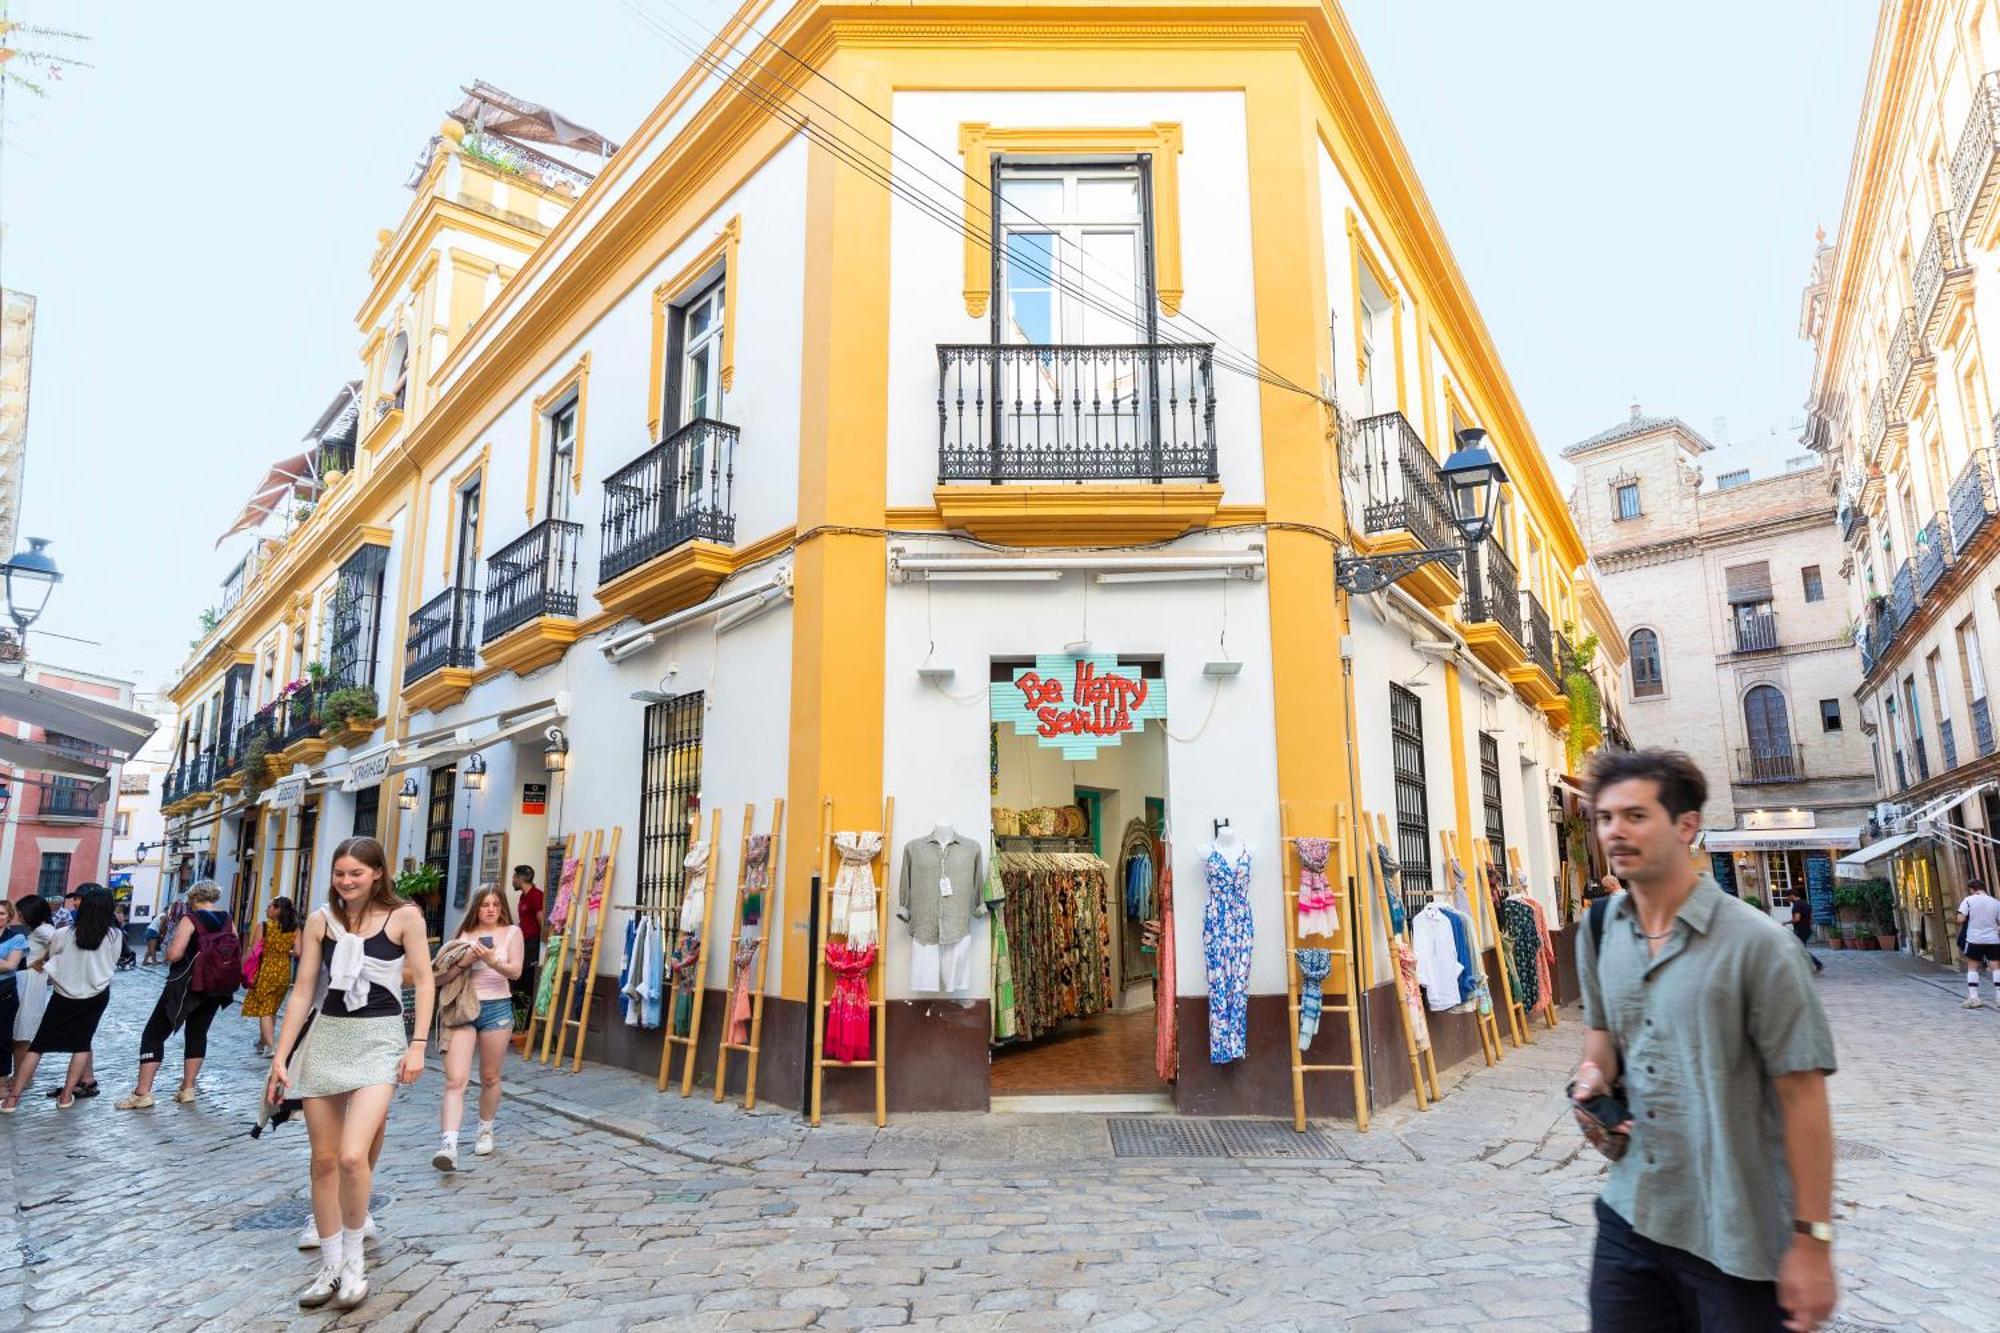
[0,837,543,1314]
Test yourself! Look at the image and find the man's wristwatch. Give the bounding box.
[1793,1219,1834,1243]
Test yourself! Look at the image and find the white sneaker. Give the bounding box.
[297,1263,341,1309]
[331,1258,368,1311]
[299,1215,377,1250]
[432,1142,458,1172]
[1965,997,1986,1009]
[473,1127,495,1157]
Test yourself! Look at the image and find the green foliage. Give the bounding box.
[1742,893,1767,912]
[188,605,222,650]
[240,732,273,802]
[395,864,444,901]
[318,686,380,736]
[460,132,523,176]
[1560,627,1603,771]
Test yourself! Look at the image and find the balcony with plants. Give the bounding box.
[596,417,739,626]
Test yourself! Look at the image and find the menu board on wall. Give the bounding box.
[1804,852,1835,925]
[1709,853,1738,896]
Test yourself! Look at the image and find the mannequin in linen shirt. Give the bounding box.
[901,823,982,994]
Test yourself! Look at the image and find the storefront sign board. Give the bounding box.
[991,654,1166,760]
[521,782,547,815]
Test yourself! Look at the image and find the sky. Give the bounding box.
[0,1,1878,693]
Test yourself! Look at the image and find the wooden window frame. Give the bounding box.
[525,355,590,523]
[647,217,740,442]
[441,444,491,583]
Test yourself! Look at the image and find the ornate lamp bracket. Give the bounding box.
[1335,547,1463,596]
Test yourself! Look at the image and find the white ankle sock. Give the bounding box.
[478,1119,495,1136]
[318,1232,344,1268]
[1972,971,1982,993]
[340,1227,364,1264]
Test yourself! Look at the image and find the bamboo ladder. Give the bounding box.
[1279,803,1369,1132]
[529,830,588,1063]
[1471,837,1530,1049]
[1505,846,1560,1030]
[1364,810,1438,1108]
[808,796,893,1128]
[662,807,726,1095]
[715,798,784,1109]
[554,827,622,1071]
[1436,830,1504,1067]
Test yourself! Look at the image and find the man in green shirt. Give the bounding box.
[1572,749,1839,1331]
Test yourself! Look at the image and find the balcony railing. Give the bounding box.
[1975,695,1997,758]
[1951,444,1998,555]
[42,784,101,818]
[1357,411,1455,554]
[1556,630,1575,678]
[1914,734,1932,783]
[1736,745,1806,785]
[599,418,737,585]
[1891,558,1917,626]
[405,587,479,686]
[483,518,582,643]
[1887,306,1919,408]
[1522,590,1556,678]
[1867,383,1888,462]
[315,436,357,480]
[1951,70,2000,239]
[1462,536,1522,645]
[1915,513,1953,598]
[1942,717,1960,772]
[936,343,1218,483]
[282,685,321,746]
[1914,212,1965,334]
[1732,610,1780,653]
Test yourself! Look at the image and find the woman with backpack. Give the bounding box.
[3,885,122,1111]
[242,895,300,1057]
[116,881,238,1109]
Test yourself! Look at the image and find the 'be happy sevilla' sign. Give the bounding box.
[990,654,1167,760]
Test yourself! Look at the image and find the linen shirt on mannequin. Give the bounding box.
[899,827,986,994]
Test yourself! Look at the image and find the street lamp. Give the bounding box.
[543,727,569,774]
[1335,428,1510,596]
[462,752,487,791]
[397,775,420,811]
[2,538,61,640]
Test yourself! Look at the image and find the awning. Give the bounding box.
[1836,832,1931,880]
[0,674,156,755]
[1905,780,1997,830]
[386,704,563,776]
[215,452,317,547]
[1702,826,1864,853]
[0,733,110,783]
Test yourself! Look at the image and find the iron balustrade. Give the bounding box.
[1357,411,1455,554]
[1461,535,1523,645]
[1888,307,1919,407]
[1915,514,1952,598]
[1866,385,1888,462]
[405,588,479,686]
[1974,696,1997,758]
[1523,590,1556,678]
[1942,718,1960,772]
[1914,734,1932,783]
[1891,559,1917,626]
[1732,610,1780,653]
[1952,70,2000,238]
[599,419,738,584]
[1735,745,1806,785]
[483,518,582,643]
[936,343,1218,483]
[282,685,320,746]
[1914,211,1963,331]
[42,783,100,818]
[1951,444,1998,554]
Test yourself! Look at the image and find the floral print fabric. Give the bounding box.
[829,832,883,947]
[1202,846,1253,1064]
[825,941,876,1062]
[1293,837,1339,939]
[995,856,1113,1043]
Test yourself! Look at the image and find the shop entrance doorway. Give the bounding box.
[988,659,1172,1103]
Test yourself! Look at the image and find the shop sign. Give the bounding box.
[991,654,1166,760]
[267,774,309,809]
[342,745,394,793]
[521,782,547,815]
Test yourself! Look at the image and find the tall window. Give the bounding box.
[1958,618,1992,756]
[1927,649,1956,769]
[351,785,380,840]
[1743,684,1793,771]
[544,398,577,522]
[37,852,71,898]
[1629,628,1664,697]
[1479,732,1506,855]
[1388,684,1433,922]
[1905,673,1930,781]
[680,281,727,424]
[637,693,706,915]
[1887,693,1909,790]
[1614,482,1641,520]
[114,810,131,837]
[294,806,319,911]
[1820,699,1842,731]
[421,765,457,939]
[1801,565,1824,602]
[328,543,389,692]
[454,480,482,592]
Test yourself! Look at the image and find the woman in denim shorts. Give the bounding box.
[432,885,521,1171]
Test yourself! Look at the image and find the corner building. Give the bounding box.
[162,2,1617,1118]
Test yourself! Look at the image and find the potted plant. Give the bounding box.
[1861,879,1899,951]
[240,731,273,801]
[318,685,380,740]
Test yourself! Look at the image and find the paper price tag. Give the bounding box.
[939,874,954,898]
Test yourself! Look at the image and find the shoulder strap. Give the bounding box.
[1588,894,1610,960]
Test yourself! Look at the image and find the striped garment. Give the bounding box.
[1295,948,1332,1050]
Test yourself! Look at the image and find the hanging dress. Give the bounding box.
[726,938,760,1044]
[1155,844,1178,1081]
[667,931,701,1037]
[824,940,876,1062]
[986,846,1017,1043]
[829,832,883,946]
[1201,845,1253,1064]
[1293,837,1339,939]
[547,855,583,933]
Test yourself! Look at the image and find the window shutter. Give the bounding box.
[661,305,687,439]
[1724,560,1772,604]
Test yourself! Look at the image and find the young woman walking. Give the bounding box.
[5,886,121,1110]
[5,896,54,1092]
[0,900,23,1081]
[265,837,433,1312]
[117,882,237,1109]
[431,885,522,1170]
[242,895,299,1056]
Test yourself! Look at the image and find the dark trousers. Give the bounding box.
[138,992,228,1065]
[0,983,15,1079]
[1591,1199,1784,1331]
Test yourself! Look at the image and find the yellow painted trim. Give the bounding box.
[447,247,500,280]
[1346,208,1407,419]
[360,407,404,455]
[957,122,1184,319]
[1443,658,1473,892]
[645,215,742,441]
[330,525,394,566]
[442,443,492,583]
[480,615,585,678]
[527,353,591,522]
[1441,377,1474,452]
[932,483,1223,545]
[403,666,476,717]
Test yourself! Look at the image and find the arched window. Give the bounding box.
[1629,628,1663,697]
[1743,685,1796,781]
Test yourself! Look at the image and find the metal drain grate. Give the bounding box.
[1108,1117,1344,1160]
[1834,1139,1886,1162]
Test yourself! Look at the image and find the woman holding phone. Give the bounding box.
[432,884,521,1171]
[265,837,433,1312]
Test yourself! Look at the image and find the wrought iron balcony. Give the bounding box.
[1556,630,1575,678]
[1522,589,1556,678]
[936,343,1218,483]
[1951,444,1998,555]
[1838,494,1863,543]
[1914,735,1932,783]
[1736,745,1806,785]
[1975,695,1997,758]
[1866,383,1889,464]
[599,418,737,585]
[1952,70,2000,240]
[1942,717,1960,772]
[405,587,479,686]
[1887,306,1920,410]
[41,784,101,818]
[315,436,357,480]
[483,518,582,643]
[1461,536,1522,645]
[1732,610,1780,653]
[1916,513,1953,598]
[1915,211,1968,337]
[281,685,321,747]
[1891,558,1917,626]
[1357,411,1455,554]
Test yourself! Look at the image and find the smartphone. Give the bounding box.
[1572,1090,1633,1162]
[479,935,494,948]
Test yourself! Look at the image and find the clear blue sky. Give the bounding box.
[1,1,1875,691]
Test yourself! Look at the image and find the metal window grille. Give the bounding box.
[1389,684,1433,920]
[37,852,71,898]
[422,765,457,938]
[328,543,389,692]
[1479,732,1507,854]
[636,693,705,915]
[351,786,379,840]
[294,807,319,910]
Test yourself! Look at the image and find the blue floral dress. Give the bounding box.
[1201,846,1254,1063]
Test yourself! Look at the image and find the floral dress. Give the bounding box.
[1201,846,1253,1064]
[240,926,295,1018]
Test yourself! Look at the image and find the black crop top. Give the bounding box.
[317,921,405,1020]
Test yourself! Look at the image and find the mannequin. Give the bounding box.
[899,825,984,994]
[1200,823,1247,865]
[929,822,955,847]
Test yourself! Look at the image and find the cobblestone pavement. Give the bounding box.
[3,949,1996,1331]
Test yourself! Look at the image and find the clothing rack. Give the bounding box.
[1366,810,1438,1107]
[554,827,622,1071]
[524,830,582,1060]
[809,795,894,1128]
[996,835,1091,853]
[658,807,725,1094]
[1506,846,1559,1031]
[1116,819,1158,986]
[1472,837,1530,1049]
[1437,830,1503,1067]
[715,797,783,1110]
[1279,803,1368,1132]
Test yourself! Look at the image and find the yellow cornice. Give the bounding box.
[647,216,741,441]
[448,248,501,280]
[331,524,394,567]
[356,199,546,332]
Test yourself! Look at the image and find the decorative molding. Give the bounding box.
[442,442,491,581]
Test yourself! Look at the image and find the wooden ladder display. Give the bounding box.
[1364,810,1438,1109]
[661,807,726,1095]
[1437,830,1504,1067]
[554,827,622,1072]
[809,796,894,1128]
[1505,846,1560,1031]
[1472,837,1530,1049]
[715,797,784,1110]
[530,830,589,1063]
[1279,803,1370,1132]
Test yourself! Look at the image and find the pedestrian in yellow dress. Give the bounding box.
[242,897,299,1057]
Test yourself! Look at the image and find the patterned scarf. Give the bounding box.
[1295,947,1332,1050]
